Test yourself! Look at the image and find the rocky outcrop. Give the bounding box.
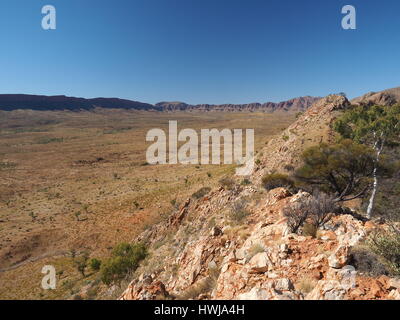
[351,87,400,107]
[120,274,170,300]
[119,183,400,300]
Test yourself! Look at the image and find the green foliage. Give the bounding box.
[191,187,211,199]
[368,230,400,275]
[261,173,294,190]
[349,246,390,276]
[334,104,400,217]
[89,258,102,271]
[334,105,400,146]
[74,252,89,277]
[100,242,147,285]
[296,140,377,201]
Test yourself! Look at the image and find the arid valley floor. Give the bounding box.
[0,109,295,299]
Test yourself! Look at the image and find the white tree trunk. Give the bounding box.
[366,138,384,219]
[366,168,378,219]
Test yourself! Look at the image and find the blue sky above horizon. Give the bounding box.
[0,0,399,105]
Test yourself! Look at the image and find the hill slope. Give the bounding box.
[351,86,400,106]
[116,95,400,301]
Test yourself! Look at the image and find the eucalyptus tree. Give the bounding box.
[334,105,400,218]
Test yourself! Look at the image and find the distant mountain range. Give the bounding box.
[0,94,155,111]
[0,94,320,113]
[156,96,320,112]
[2,87,399,113]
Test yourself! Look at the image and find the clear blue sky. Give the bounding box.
[0,0,399,104]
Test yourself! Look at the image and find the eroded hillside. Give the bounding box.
[117,95,400,301]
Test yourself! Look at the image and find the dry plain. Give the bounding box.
[0,109,296,299]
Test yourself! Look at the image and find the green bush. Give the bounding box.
[89,258,102,271]
[74,252,89,277]
[368,230,400,275]
[261,173,294,190]
[100,242,147,285]
[349,246,390,276]
[191,187,211,199]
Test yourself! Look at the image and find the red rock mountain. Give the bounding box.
[156,96,320,112]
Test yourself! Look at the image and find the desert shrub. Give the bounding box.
[246,243,265,260]
[302,223,318,238]
[295,112,303,119]
[296,278,317,294]
[262,173,294,191]
[284,164,295,172]
[308,192,338,228]
[0,161,16,170]
[284,192,337,234]
[240,178,251,185]
[368,230,400,275]
[101,242,147,285]
[89,258,102,271]
[229,199,249,223]
[37,137,64,144]
[191,187,211,199]
[283,201,309,233]
[295,140,383,203]
[178,265,220,299]
[74,252,89,277]
[86,286,100,300]
[349,246,390,276]
[219,177,236,190]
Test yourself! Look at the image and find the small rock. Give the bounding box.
[388,289,400,300]
[211,226,223,237]
[249,252,272,273]
[238,287,272,300]
[328,245,349,269]
[388,278,400,290]
[274,278,294,291]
